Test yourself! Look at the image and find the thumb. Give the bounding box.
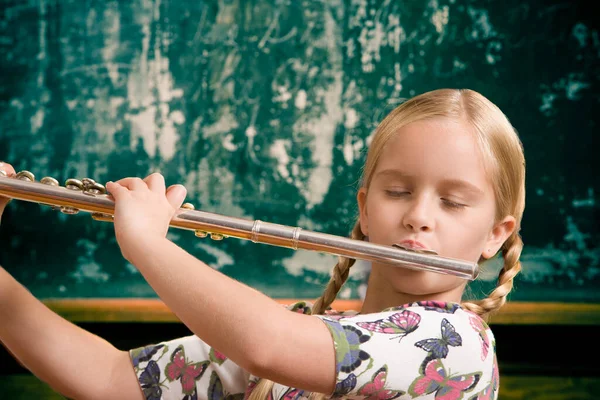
[105,181,128,201]
[0,163,15,218]
[166,185,187,210]
[0,198,10,219]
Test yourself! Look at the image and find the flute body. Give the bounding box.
[0,172,479,280]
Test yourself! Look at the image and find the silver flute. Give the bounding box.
[0,171,479,280]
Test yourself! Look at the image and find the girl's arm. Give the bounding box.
[125,236,337,394]
[0,267,144,400]
[107,175,337,394]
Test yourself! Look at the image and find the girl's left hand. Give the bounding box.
[106,173,187,261]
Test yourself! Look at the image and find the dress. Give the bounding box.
[129,301,498,400]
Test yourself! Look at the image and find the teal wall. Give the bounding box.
[0,0,597,302]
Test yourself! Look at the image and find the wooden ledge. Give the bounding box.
[41,299,600,325]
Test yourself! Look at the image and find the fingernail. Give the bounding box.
[0,161,4,167]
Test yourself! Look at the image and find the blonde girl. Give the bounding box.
[0,88,525,400]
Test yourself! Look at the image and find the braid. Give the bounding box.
[462,233,523,321]
[312,221,365,315]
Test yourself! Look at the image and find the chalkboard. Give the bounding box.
[0,0,598,305]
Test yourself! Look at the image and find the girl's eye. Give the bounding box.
[385,190,410,197]
[442,198,467,209]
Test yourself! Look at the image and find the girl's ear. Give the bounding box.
[482,215,517,259]
[357,188,369,236]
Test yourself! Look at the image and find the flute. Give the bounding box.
[0,171,479,280]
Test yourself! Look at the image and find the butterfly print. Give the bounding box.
[337,325,371,373]
[209,347,228,365]
[357,365,404,399]
[357,310,421,341]
[334,373,357,397]
[409,358,481,400]
[279,387,307,400]
[207,371,244,400]
[468,315,490,361]
[183,388,198,400]
[131,344,165,367]
[244,380,258,399]
[165,345,209,395]
[469,353,498,400]
[139,360,163,400]
[415,318,462,362]
[324,314,346,321]
[417,301,461,314]
[289,302,311,315]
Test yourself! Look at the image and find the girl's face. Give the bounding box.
[358,118,515,297]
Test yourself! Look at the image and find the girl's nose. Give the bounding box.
[403,200,434,232]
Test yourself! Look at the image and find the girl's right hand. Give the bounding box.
[0,161,16,220]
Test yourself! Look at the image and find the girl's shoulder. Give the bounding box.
[374,301,493,334]
[285,300,490,331]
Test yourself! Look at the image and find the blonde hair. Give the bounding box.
[249,88,526,399]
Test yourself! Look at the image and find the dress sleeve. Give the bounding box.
[130,334,250,400]
[314,303,498,399]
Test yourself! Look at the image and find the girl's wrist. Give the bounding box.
[0,267,21,319]
[121,235,170,266]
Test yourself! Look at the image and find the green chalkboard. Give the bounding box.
[0,0,597,303]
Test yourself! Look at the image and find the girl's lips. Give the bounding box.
[396,239,427,250]
[393,240,438,255]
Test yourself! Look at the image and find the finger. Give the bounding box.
[166,185,187,210]
[105,181,129,201]
[112,177,148,191]
[0,162,16,211]
[143,173,166,194]
[0,161,16,178]
[0,196,9,215]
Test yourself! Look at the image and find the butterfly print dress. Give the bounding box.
[130,301,498,399]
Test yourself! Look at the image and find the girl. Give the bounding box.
[0,88,525,400]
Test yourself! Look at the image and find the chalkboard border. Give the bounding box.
[41,299,600,325]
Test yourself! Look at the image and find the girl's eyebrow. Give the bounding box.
[440,179,485,196]
[374,169,414,180]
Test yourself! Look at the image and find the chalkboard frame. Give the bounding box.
[41,299,600,325]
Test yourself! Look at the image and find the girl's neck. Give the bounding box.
[359,271,465,315]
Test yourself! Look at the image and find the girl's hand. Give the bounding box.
[105,173,187,262]
[0,161,16,222]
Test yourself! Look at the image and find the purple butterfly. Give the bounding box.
[207,371,244,400]
[279,387,306,399]
[333,373,357,397]
[183,388,198,400]
[415,318,462,368]
[417,301,461,314]
[131,344,165,367]
[339,325,371,373]
[138,360,162,400]
[357,310,421,342]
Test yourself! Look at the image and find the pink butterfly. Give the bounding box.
[469,315,490,361]
[209,347,228,365]
[408,358,481,400]
[417,301,460,314]
[357,310,421,341]
[469,355,499,400]
[165,345,209,394]
[244,380,258,399]
[357,365,404,399]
